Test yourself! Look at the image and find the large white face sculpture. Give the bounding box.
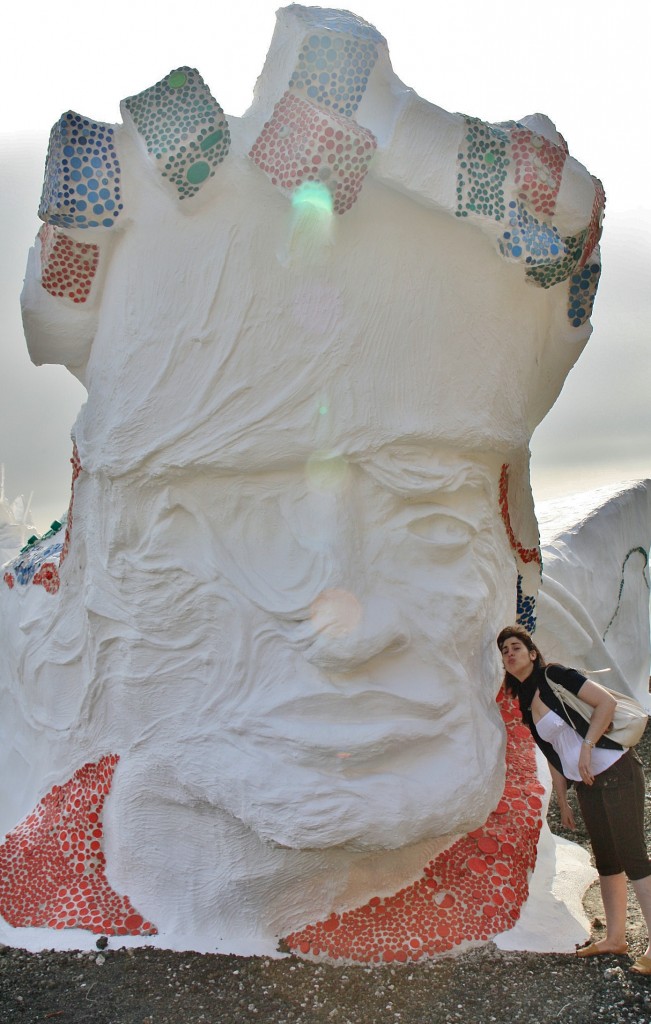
[1,5,605,955]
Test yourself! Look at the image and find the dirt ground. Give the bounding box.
[2,732,651,1024]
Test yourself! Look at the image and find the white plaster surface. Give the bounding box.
[495,749,596,953]
[0,5,615,955]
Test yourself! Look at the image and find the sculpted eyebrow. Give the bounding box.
[361,459,490,500]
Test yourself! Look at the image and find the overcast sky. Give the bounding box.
[2,0,650,531]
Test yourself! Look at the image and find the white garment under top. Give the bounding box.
[535,709,623,781]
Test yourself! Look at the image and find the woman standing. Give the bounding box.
[497,624,651,974]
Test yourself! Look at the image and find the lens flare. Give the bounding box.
[305,452,349,494]
[310,588,363,638]
[291,180,334,215]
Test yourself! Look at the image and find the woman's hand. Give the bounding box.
[559,801,576,831]
[578,743,594,785]
[549,762,576,829]
[575,679,617,785]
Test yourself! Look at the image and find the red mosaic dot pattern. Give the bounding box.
[579,176,605,267]
[511,128,568,219]
[498,463,541,566]
[249,90,376,214]
[59,443,82,568]
[284,688,543,962]
[32,561,60,595]
[0,754,156,936]
[3,572,15,589]
[39,224,99,304]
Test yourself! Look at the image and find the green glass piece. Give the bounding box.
[186,161,211,184]
[168,71,188,89]
[200,129,224,152]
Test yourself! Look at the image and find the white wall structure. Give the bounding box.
[0,5,616,961]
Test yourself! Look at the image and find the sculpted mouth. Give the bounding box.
[233,690,454,763]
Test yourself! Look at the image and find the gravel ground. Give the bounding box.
[2,730,651,1024]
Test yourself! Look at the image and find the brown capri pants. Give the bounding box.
[576,748,651,880]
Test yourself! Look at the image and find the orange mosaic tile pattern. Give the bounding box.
[579,176,606,267]
[0,754,156,936]
[32,561,60,595]
[498,463,541,566]
[60,443,82,568]
[39,224,99,304]
[284,688,544,962]
[249,90,376,214]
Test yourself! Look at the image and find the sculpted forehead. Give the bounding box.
[79,186,552,475]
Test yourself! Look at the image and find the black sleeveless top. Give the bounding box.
[515,662,623,779]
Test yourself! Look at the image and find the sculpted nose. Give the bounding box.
[304,592,410,671]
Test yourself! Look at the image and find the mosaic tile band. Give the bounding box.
[0,755,156,936]
[499,464,541,566]
[39,112,122,230]
[283,688,543,961]
[123,67,230,201]
[602,546,650,641]
[250,90,376,214]
[289,32,379,116]
[39,225,99,304]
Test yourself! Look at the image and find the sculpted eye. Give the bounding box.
[406,512,475,551]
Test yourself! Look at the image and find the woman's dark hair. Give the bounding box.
[496,624,546,696]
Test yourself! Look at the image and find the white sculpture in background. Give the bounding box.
[0,5,615,956]
[537,481,651,706]
[0,467,36,567]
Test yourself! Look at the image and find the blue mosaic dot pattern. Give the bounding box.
[455,119,605,329]
[289,32,379,116]
[499,201,566,266]
[567,261,602,328]
[289,5,385,44]
[9,542,63,587]
[123,68,230,200]
[525,230,603,330]
[39,113,122,230]
[516,574,537,634]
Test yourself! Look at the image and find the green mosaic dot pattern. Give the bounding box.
[456,117,511,221]
[525,231,587,289]
[454,115,604,326]
[526,230,602,329]
[123,67,230,200]
[289,32,379,117]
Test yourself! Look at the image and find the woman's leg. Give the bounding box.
[579,751,651,957]
[601,751,651,958]
[631,876,651,959]
[576,772,628,952]
[596,871,628,951]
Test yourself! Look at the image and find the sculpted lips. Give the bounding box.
[236,690,455,764]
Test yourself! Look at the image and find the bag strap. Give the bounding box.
[544,669,582,733]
